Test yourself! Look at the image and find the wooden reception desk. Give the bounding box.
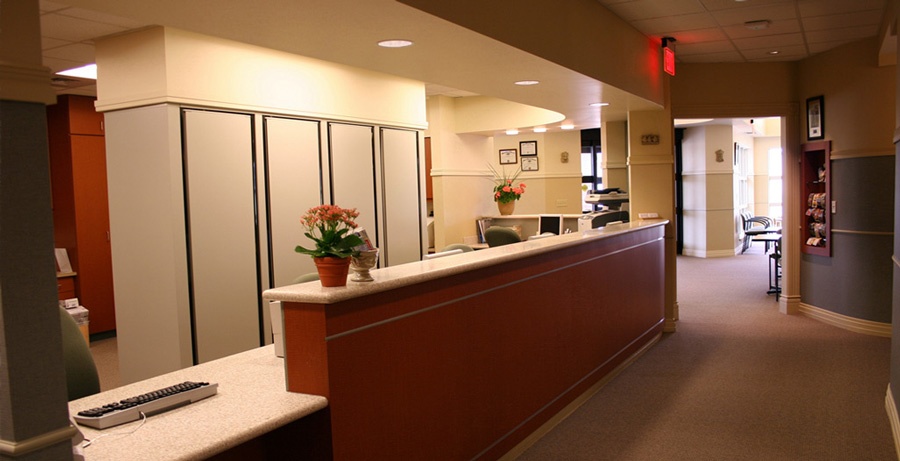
[263,220,667,460]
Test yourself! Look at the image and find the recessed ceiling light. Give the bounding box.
[56,63,97,80]
[514,80,540,86]
[768,50,780,55]
[506,129,519,135]
[533,127,547,133]
[560,124,575,130]
[377,39,413,48]
[590,102,610,107]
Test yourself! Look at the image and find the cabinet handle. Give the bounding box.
[100,120,104,132]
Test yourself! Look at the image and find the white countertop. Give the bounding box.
[69,345,328,461]
[264,219,667,305]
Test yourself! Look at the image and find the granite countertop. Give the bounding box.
[264,219,667,305]
[70,345,328,461]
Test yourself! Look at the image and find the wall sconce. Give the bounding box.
[560,151,569,163]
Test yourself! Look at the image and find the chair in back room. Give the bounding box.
[484,226,522,247]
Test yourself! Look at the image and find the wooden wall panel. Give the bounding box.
[282,225,666,460]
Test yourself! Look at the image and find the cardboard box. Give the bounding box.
[66,306,90,344]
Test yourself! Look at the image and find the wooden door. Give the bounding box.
[70,135,116,333]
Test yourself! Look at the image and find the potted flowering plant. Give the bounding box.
[295,204,365,286]
[488,164,526,215]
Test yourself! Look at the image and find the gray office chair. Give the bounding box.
[484,226,522,247]
[59,307,100,401]
[291,272,320,284]
[441,243,474,253]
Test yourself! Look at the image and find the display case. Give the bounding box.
[801,140,831,256]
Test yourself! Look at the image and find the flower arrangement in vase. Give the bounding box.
[488,164,526,215]
[295,204,365,287]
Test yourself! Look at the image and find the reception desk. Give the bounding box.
[264,220,667,460]
[68,346,330,460]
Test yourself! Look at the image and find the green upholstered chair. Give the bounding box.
[291,272,321,284]
[441,243,474,253]
[484,226,522,247]
[59,307,100,401]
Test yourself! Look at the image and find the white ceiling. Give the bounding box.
[39,0,893,134]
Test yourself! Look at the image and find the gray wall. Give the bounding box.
[802,156,894,323]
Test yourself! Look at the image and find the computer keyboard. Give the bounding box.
[74,381,218,429]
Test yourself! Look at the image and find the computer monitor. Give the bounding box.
[538,214,564,235]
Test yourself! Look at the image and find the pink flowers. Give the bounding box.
[489,165,526,204]
[295,205,364,259]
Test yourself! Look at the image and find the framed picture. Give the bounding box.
[521,157,539,171]
[520,140,537,156]
[807,95,824,140]
[499,148,518,164]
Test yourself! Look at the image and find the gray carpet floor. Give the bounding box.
[517,250,896,460]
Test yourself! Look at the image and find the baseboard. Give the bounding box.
[682,248,737,258]
[798,303,891,337]
[498,332,663,460]
[885,384,900,460]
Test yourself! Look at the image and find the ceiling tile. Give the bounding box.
[677,50,745,63]
[709,4,798,25]
[42,36,71,50]
[803,10,884,32]
[40,13,129,42]
[664,27,730,43]
[605,0,707,21]
[632,13,719,35]
[39,0,71,13]
[808,39,857,54]
[723,18,801,39]
[699,0,794,12]
[733,32,804,50]
[676,40,737,56]
[59,8,146,29]
[43,42,96,63]
[743,44,807,60]
[806,25,880,44]
[798,0,886,17]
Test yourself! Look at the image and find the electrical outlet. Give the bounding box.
[556,199,567,208]
[638,212,659,219]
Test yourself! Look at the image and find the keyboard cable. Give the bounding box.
[81,411,148,448]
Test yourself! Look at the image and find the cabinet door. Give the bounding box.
[265,117,323,287]
[328,123,378,247]
[71,134,116,333]
[381,128,423,265]
[183,110,260,364]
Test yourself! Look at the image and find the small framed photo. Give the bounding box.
[521,157,539,171]
[499,148,517,165]
[519,140,537,156]
[807,95,824,140]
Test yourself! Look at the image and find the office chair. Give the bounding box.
[484,226,522,247]
[59,307,100,401]
[291,272,321,284]
[740,210,775,253]
[441,243,474,253]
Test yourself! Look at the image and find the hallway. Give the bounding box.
[518,251,895,460]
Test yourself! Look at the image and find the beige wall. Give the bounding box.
[681,124,739,257]
[426,96,582,248]
[96,26,428,129]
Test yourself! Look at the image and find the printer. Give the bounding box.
[579,188,630,231]
[578,210,630,231]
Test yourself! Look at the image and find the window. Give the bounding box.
[734,142,750,211]
[581,144,603,212]
[767,147,783,221]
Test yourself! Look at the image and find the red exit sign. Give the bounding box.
[663,46,675,76]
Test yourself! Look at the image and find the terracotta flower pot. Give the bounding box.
[313,256,351,287]
[497,200,516,216]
